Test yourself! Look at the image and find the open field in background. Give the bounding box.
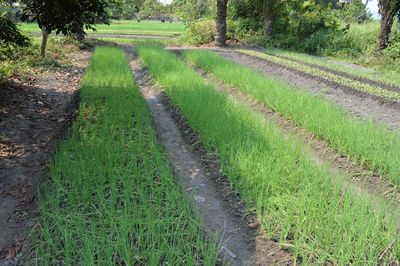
[137,45,400,265]
[19,20,185,36]
[184,50,400,185]
[32,46,218,265]
[96,37,169,46]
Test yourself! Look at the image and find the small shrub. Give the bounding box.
[303,29,337,54]
[180,18,215,45]
[383,24,400,71]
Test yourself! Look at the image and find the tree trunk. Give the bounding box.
[75,24,86,41]
[263,15,273,37]
[375,0,397,56]
[75,31,85,41]
[41,27,49,58]
[215,0,228,47]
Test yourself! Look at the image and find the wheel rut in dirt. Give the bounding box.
[187,64,400,224]
[214,49,400,131]
[126,48,293,266]
[0,51,90,265]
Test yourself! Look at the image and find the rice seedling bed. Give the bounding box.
[137,45,400,265]
[188,61,400,208]
[214,48,400,131]
[129,55,289,265]
[261,48,400,87]
[267,51,400,91]
[238,50,400,102]
[184,50,400,186]
[33,46,218,265]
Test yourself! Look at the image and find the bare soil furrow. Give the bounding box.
[127,48,293,266]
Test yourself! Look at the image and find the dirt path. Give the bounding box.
[214,49,400,131]
[127,48,293,265]
[0,51,90,265]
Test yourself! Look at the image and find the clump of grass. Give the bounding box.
[0,36,81,81]
[184,49,400,185]
[137,45,400,265]
[33,46,218,265]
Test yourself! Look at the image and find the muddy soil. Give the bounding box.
[127,49,293,265]
[0,51,90,265]
[215,49,400,131]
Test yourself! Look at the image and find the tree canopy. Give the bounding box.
[21,0,109,35]
[0,0,30,47]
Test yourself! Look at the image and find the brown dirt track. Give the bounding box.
[0,51,90,265]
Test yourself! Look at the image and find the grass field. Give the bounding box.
[137,45,400,265]
[184,50,400,185]
[96,37,169,46]
[19,20,185,36]
[33,47,218,265]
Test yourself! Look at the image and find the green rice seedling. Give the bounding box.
[137,45,400,265]
[184,49,400,186]
[33,46,218,265]
[238,49,400,101]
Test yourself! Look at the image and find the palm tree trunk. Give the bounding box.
[215,0,228,47]
[375,0,397,56]
[41,26,49,58]
[263,15,273,37]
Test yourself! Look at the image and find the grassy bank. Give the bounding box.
[33,46,218,265]
[0,37,83,82]
[184,50,400,185]
[20,20,185,36]
[137,45,400,265]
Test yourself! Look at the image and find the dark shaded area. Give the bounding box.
[0,53,89,265]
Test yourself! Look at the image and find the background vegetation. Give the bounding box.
[177,0,400,72]
[1,0,400,80]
